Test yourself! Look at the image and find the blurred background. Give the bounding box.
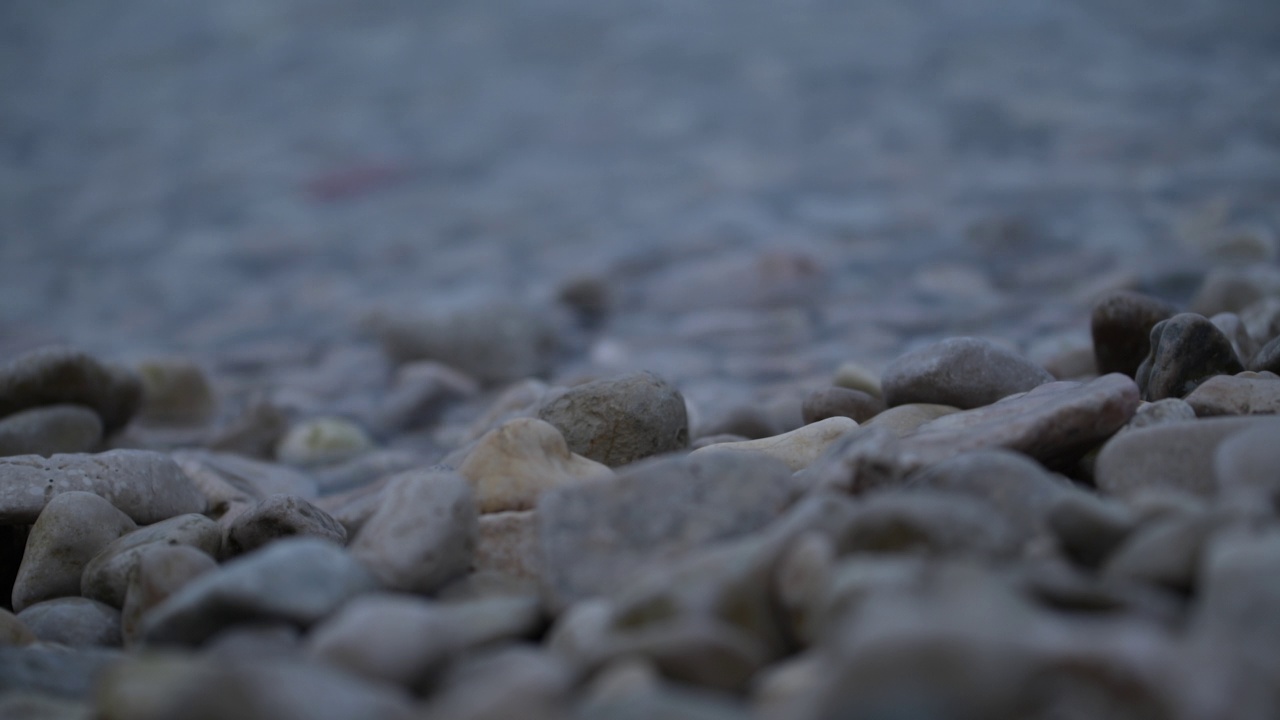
[1,0,1278,370]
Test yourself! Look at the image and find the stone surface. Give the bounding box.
[689,417,858,472]
[899,374,1140,469]
[1047,494,1136,568]
[536,371,689,467]
[1090,290,1179,376]
[459,418,613,513]
[12,491,137,611]
[1126,398,1198,431]
[861,403,960,436]
[81,513,223,608]
[801,387,885,425]
[372,360,479,433]
[836,491,1021,559]
[798,426,907,495]
[881,337,1054,410]
[1095,416,1280,499]
[372,301,564,386]
[476,510,540,579]
[120,545,217,645]
[0,347,142,435]
[171,449,318,529]
[0,645,122,700]
[1185,373,1280,417]
[832,363,882,398]
[0,450,206,525]
[0,608,37,646]
[1102,511,1217,592]
[275,417,373,468]
[1211,312,1258,368]
[1135,313,1245,401]
[141,538,377,646]
[224,494,348,557]
[134,357,216,426]
[348,469,477,594]
[17,598,122,647]
[539,451,798,609]
[0,405,102,457]
[418,645,572,720]
[1251,334,1280,374]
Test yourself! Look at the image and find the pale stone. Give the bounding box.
[81,514,222,608]
[688,417,858,472]
[832,362,882,398]
[1096,417,1280,499]
[12,491,136,611]
[459,418,613,513]
[275,417,373,468]
[135,357,215,426]
[120,545,217,646]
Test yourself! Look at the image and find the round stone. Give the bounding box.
[536,371,688,468]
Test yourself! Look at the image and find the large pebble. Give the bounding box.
[1095,416,1280,499]
[120,545,217,645]
[881,337,1053,410]
[81,513,223,608]
[0,450,205,525]
[536,371,689,467]
[134,357,215,426]
[141,538,377,646]
[348,469,476,594]
[689,417,857,472]
[539,451,798,609]
[801,387,885,424]
[1103,511,1217,592]
[224,494,347,557]
[459,418,613,513]
[476,510,540,579]
[0,404,102,457]
[1185,373,1280,416]
[899,374,1139,469]
[12,491,136,611]
[372,301,564,386]
[17,598,121,647]
[0,347,142,435]
[1135,313,1244,401]
[1090,291,1178,376]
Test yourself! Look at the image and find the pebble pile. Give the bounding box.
[2,270,1280,719]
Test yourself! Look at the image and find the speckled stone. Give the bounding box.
[224,494,349,556]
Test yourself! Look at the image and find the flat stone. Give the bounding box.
[120,544,217,646]
[536,371,689,467]
[861,403,960,437]
[17,598,121,647]
[224,494,348,557]
[899,374,1140,469]
[539,451,798,609]
[134,357,215,426]
[476,510,540,580]
[882,337,1054,410]
[1136,313,1244,401]
[1091,291,1178,377]
[12,491,137,611]
[1185,373,1280,417]
[348,469,476,595]
[459,418,613,513]
[689,417,858,472]
[0,450,205,525]
[1095,417,1280,499]
[0,405,102,457]
[141,538,377,646]
[0,347,142,435]
[801,387,885,425]
[276,417,374,468]
[81,513,223,608]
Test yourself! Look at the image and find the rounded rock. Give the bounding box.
[120,544,217,645]
[1090,291,1178,377]
[0,347,142,435]
[881,337,1054,410]
[82,513,223,608]
[0,404,102,457]
[536,371,688,468]
[17,597,121,647]
[1135,313,1244,401]
[275,417,373,468]
[459,418,613,513]
[688,417,858,472]
[135,357,216,426]
[224,494,348,557]
[801,387,886,425]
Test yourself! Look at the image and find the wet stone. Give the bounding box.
[1091,290,1178,377]
[1135,313,1244,401]
[536,371,689,468]
[882,337,1054,410]
[0,405,102,457]
[0,347,142,435]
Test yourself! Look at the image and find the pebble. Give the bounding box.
[140,538,377,646]
[536,371,689,467]
[81,513,223,608]
[1215,424,1280,499]
[0,405,103,457]
[800,386,885,424]
[0,644,122,700]
[17,598,122,647]
[348,469,476,595]
[371,301,565,386]
[1125,397,1198,431]
[1135,313,1244,401]
[459,418,613,513]
[798,426,906,495]
[134,357,216,426]
[119,545,218,645]
[1095,416,1280,499]
[1185,373,1280,416]
[1210,312,1258,367]
[881,337,1054,409]
[899,374,1140,469]
[12,491,137,612]
[860,402,960,436]
[838,491,1021,559]
[538,451,798,609]
[204,397,287,459]
[1102,511,1217,592]
[688,416,858,472]
[475,510,541,579]
[275,417,374,468]
[419,645,572,720]
[0,450,206,525]
[1090,290,1178,376]
[172,449,318,530]
[305,593,458,691]
[0,692,89,719]
[831,363,882,397]
[1190,265,1280,318]
[310,449,424,495]
[0,347,142,435]
[0,608,36,646]
[224,495,348,557]
[1251,334,1280,373]
[1046,493,1136,568]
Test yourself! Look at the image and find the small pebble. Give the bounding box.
[0,347,142,435]
[224,494,348,556]
[135,357,216,426]
[459,418,613,513]
[275,416,374,468]
[801,386,885,424]
[17,598,122,647]
[881,337,1054,409]
[0,404,102,457]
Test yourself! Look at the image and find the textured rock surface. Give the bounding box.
[81,513,223,608]
[224,494,348,556]
[1136,313,1245,401]
[0,450,205,525]
[689,416,858,472]
[459,418,613,513]
[882,337,1054,410]
[536,371,689,467]
[120,544,218,645]
[12,491,137,611]
[17,598,122,647]
[0,348,142,435]
[0,404,103,457]
[1091,291,1179,377]
[1185,373,1280,416]
[476,510,541,580]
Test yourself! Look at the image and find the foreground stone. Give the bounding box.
[17,598,122,647]
[1136,313,1244,401]
[536,371,689,467]
[12,491,137,611]
[459,418,613,513]
[0,404,103,457]
[0,645,121,699]
[0,450,206,525]
[0,347,142,435]
[881,337,1054,410]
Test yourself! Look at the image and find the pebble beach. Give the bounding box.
[2,1,1280,718]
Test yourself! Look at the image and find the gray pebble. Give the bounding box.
[120,545,217,646]
[1126,398,1198,431]
[537,371,688,467]
[0,347,142,435]
[81,513,222,608]
[801,386,885,425]
[224,494,348,557]
[882,337,1054,410]
[135,357,216,426]
[0,405,102,457]
[1091,290,1178,377]
[1185,373,1280,416]
[12,491,136,612]
[0,644,121,700]
[17,598,121,647]
[1135,313,1244,401]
